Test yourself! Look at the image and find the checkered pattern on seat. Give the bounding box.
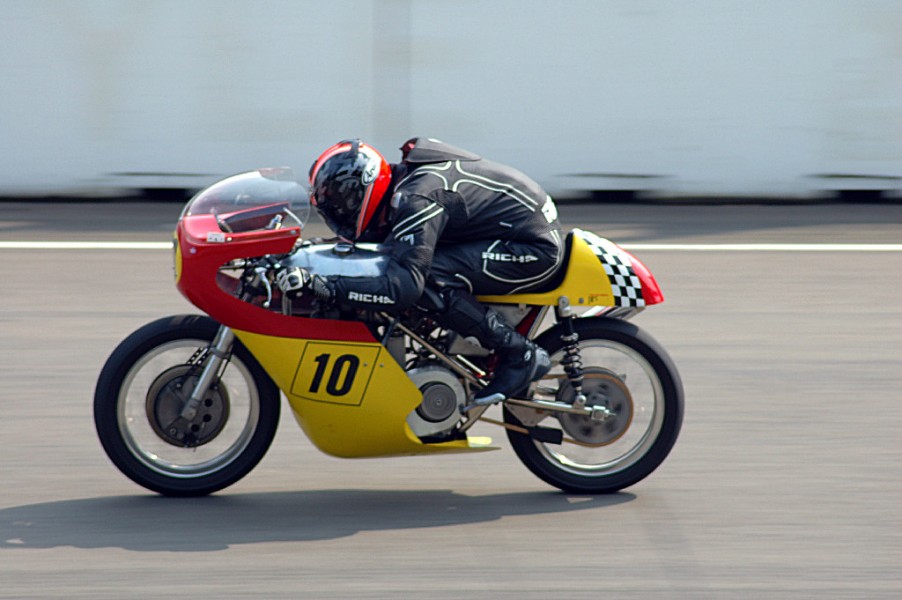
[575,229,646,307]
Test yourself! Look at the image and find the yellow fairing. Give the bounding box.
[233,330,497,458]
[172,232,182,284]
[478,235,615,306]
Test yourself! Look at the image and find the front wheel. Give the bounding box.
[505,318,683,494]
[94,315,280,496]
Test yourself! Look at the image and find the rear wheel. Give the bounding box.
[94,315,280,496]
[505,318,683,493]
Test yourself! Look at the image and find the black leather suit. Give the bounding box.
[332,138,564,312]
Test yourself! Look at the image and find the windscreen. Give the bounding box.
[181,168,310,232]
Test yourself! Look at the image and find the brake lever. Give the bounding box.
[254,266,273,308]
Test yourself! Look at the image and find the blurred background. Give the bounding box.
[1,0,900,201]
[2,4,901,597]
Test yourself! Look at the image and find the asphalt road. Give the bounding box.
[1,201,900,599]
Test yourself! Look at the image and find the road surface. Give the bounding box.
[0,200,900,598]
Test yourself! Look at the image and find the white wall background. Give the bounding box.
[1,0,900,197]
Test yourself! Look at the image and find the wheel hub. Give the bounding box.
[145,365,230,447]
[556,369,633,445]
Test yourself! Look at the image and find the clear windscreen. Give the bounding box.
[180,168,310,233]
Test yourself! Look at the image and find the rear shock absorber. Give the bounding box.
[557,297,587,409]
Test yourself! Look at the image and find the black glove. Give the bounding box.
[275,266,335,303]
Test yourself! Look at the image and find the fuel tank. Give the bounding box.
[285,242,389,277]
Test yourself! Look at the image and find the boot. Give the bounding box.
[434,288,551,406]
[470,313,551,405]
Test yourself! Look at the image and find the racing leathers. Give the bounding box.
[330,137,564,310]
[326,137,562,403]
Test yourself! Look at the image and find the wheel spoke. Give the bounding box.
[117,339,261,478]
[538,340,663,475]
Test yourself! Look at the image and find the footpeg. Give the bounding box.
[464,392,506,410]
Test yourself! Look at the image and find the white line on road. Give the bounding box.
[625,243,902,252]
[0,241,171,250]
[0,241,900,252]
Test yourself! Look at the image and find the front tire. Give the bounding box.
[505,318,683,494]
[94,315,280,496]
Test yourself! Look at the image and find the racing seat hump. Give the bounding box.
[478,228,662,307]
[528,231,575,294]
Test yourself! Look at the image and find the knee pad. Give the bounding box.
[437,287,487,333]
[415,285,447,313]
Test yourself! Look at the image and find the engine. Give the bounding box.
[404,365,467,439]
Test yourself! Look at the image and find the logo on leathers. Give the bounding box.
[348,291,396,305]
[481,252,539,263]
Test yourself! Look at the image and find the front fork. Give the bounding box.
[179,325,235,420]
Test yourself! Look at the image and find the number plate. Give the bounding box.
[291,342,380,406]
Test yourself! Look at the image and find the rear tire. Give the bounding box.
[505,317,683,494]
[94,315,280,496]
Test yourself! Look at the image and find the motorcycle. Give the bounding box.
[94,167,684,496]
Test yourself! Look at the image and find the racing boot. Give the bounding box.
[434,288,551,406]
[470,311,551,406]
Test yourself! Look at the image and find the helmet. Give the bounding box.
[308,139,392,241]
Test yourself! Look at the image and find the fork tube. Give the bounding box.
[180,325,235,420]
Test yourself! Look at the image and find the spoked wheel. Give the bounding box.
[94,315,280,496]
[504,318,683,494]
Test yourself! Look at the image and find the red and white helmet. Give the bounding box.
[308,139,392,241]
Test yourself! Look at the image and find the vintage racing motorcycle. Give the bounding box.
[94,168,684,496]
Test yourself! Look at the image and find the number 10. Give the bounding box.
[309,353,360,396]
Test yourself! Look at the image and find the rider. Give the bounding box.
[277,137,563,405]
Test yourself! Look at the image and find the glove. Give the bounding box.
[275,266,310,294]
[275,266,335,303]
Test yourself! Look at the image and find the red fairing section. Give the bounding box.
[176,215,376,343]
[623,249,664,305]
